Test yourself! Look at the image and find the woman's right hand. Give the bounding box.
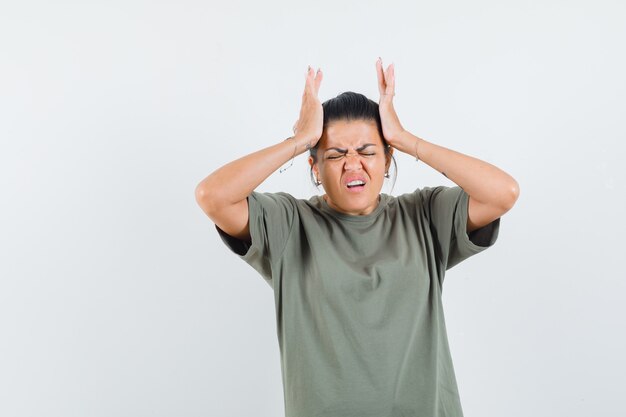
[292,66,323,150]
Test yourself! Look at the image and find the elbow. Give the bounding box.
[195,182,208,203]
[501,180,520,211]
[195,181,219,214]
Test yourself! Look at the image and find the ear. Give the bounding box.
[308,156,318,176]
[385,146,394,170]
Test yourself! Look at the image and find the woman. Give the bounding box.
[195,58,519,417]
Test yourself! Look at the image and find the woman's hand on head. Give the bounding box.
[292,66,324,150]
[376,58,406,146]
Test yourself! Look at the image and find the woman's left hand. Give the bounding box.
[376,58,406,146]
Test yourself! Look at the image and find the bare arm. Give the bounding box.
[194,136,312,241]
[393,132,519,233]
[194,66,324,242]
[375,59,519,234]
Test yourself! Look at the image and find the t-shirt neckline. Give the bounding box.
[318,193,389,222]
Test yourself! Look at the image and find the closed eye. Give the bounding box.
[326,152,376,160]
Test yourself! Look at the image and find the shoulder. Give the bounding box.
[406,185,464,206]
[390,187,436,207]
[248,190,298,205]
[248,191,323,216]
[386,186,464,217]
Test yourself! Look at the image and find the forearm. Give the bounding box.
[195,135,310,209]
[394,130,519,208]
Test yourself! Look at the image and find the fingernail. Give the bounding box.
[308,65,311,73]
[317,68,321,73]
[378,56,382,62]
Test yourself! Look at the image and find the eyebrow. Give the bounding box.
[324,143,377,153]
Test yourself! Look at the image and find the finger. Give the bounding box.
[384,63,392,80]
[314,68,323,95]
[383,63,394,95]
[388,63,395,92]
[306,65,314,83]
[304,65,313,92]
[376,57,385,93]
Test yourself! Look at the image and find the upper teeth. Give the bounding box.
[347,180,365,186]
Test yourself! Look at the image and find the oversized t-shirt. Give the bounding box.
[215,185,500,417]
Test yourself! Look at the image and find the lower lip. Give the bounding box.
[345,184,366,193]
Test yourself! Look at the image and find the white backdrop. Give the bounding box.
[1,1,625,416]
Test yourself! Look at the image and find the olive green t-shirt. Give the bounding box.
[215,185,500,417]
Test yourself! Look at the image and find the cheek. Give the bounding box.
[322,166,338,180]
[367,158,386,173]
[322,166,343,184]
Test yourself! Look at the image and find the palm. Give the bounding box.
[293,66,324,147]
[375,58,404,144]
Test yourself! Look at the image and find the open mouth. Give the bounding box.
[346,179,366,190]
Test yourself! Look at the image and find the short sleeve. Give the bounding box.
[214,191,296,287]
[419,185,500,271]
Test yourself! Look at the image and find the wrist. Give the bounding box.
[396,130,424,160]
[293,134,315,154]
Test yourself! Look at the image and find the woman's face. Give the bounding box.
[308,119,392,216]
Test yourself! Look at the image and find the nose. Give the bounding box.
[343,152,364,170]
